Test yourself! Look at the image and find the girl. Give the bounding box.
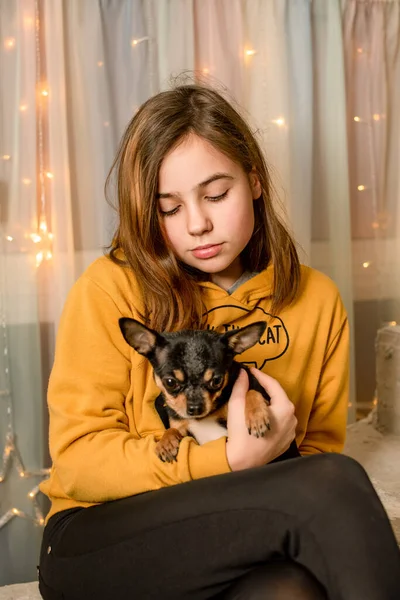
[38,84,400,600]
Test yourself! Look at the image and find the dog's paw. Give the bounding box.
[155,429,183,462]
[245,391,271,438]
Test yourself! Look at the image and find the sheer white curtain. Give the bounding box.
[1,0,399,585]
[342,0,400,409]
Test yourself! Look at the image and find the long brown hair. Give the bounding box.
[106,83,300,331]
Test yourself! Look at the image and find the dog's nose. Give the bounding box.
[187,404,202,416]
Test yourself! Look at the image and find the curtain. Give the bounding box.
[0,0,399,585]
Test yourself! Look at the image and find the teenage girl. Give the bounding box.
[38,84,400,600]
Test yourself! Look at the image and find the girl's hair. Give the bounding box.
[106,83,300,331]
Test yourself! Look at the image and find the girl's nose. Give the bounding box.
[186,204,213,236]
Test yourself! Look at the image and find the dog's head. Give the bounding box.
[119,318,266,419]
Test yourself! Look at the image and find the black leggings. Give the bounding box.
[38,454,400,600]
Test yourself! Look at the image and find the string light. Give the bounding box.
[202,68,209,74]
[24,16,34,29]
[0,436,50,530]
[4,37,15,50]
[357,185,366,191]
[245,49,257,56]
[0,196,50,530]
[34,0,53,270]
[363,261,371,268]
[20,104,28,112]
[131,36,149,47]
[373,114,380,121]
[22,178,32,185]
[353,116,361,122]
[5,236,13,242]
[272,117,286,127]
[2,155,11,161]
[30,233,42,243]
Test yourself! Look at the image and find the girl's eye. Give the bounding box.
[210,375,224,389]
[206,190,229,203]
[164,377,179,391]
[160,206,180,217]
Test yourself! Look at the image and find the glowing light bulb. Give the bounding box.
[30,234,42,243]
[272,117,285,127]
[4,37,15,50]
[24,16,34,28]
[36,251,44,267]
[41,89,49,97]
[20,104,28,112]
[48,232,54,240]
[12,508,20,515]
[373,114,380,121]
[39,218,48,233]
[22,178,31,185]
[245,49,257,56]
[2,155,11,161]
[19,472,25,478]
[46,171,53,179]
[363,261,371,268]
[202,68,209,74]
[354,116,361,122]
[46,250,53,260]
[29,491,35,498]
[6,236,13,242]
[389,321,397,326]
[131,36,149,47]
[357,185,366,191]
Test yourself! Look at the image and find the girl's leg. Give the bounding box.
[39,454,400,600]
[220,561,327,600]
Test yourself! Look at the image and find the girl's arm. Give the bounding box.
[47,273,230,504]
[299,316,350,455]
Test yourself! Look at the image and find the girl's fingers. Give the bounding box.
[249,367,286,402]
[230,369,249,400]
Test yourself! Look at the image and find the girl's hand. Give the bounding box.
[226,368,298,471]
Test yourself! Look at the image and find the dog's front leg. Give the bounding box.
[155,419,189,463]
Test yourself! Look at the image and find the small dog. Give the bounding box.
[119,318,299,463]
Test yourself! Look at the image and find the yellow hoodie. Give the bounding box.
[40,256,349,522]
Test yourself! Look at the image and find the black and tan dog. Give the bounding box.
[119,318,299,463]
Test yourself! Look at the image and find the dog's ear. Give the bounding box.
[119,318,162,356]
[223,321,267,355]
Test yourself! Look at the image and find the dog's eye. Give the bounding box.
[210,375,223,389]
[164,377,179,391]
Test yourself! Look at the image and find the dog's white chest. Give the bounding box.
[188,417,228,445]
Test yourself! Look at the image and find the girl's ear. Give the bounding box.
[249,167,262,200]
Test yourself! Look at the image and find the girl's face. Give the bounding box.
[158,134,261,290]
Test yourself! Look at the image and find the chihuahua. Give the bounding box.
[119,318,299,463]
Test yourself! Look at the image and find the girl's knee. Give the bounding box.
[299,453,373,503]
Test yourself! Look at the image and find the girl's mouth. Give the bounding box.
[191,244,223,259]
